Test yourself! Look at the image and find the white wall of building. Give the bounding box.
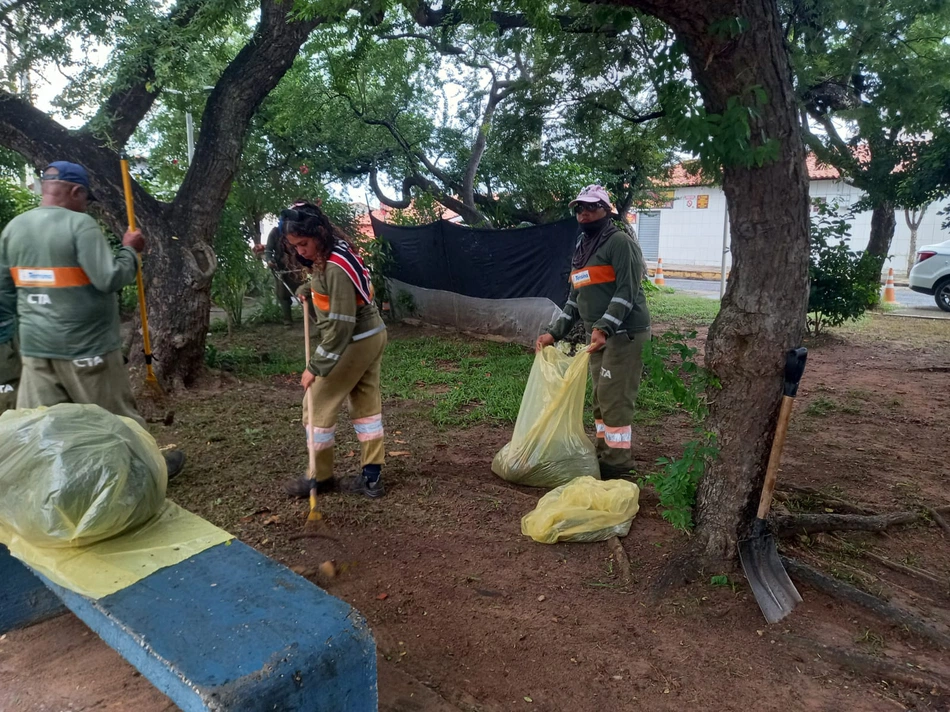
[638,181,949,277]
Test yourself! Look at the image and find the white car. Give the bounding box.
[909,239,950,312]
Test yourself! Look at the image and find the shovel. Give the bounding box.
[739,346,808,624]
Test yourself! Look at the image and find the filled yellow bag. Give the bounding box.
[521,476,640,544]
[0,403,167,548]
[492,347,599,488]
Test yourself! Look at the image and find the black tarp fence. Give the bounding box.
[370,216,578,305]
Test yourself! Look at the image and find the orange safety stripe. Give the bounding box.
[11,266,91,288]
[311,290,331,312]
[569,265,615,289]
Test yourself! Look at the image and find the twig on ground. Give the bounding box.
[607,536,633,587]
[783,634,950,693]
[925,507,950,538]
[782,557,950,651]
[774,511,919,538]
[778,484,878,515]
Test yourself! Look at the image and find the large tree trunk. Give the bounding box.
[867,200,896,263]
[614,0,811,574]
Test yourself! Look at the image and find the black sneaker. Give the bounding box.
[283,477,338,498]
[342,472,386,499]
[163,450,186,480]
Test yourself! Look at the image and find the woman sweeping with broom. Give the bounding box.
[280,201,388,499]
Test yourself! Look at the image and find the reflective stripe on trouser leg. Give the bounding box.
[595,420,605,439]
[347,331,387,468]
[352,413,384,467]
[301,395,338,482]
[590,329,651,470]
[603,424,632,449]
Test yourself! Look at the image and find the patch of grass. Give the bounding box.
[381,337,532,426]
[805,396,838,417]
[648,291,721,327]
[805,395,862,417]
[205,343,303,377]
[201,327,701,429]
[833,311,950,348]
[382,336,697,428]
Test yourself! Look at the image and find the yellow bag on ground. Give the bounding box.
[521,476,640,544]
[0,403,167,548]
[492,347,600,488]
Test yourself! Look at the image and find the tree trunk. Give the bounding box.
[612,0,811,575]
[866,200,896,262]
[905,206,927,276]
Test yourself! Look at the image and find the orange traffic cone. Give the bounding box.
[654,258,666,286]
[882,268,897,304]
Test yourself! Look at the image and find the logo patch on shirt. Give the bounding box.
[0,384,14,393]
[18,268,55,284]
[600,367,612,379]
[27,294,51,305]
[571,270,591,287]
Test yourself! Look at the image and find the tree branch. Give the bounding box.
[85,0,207,147]
[172,0,323,229]
[378,32,465,55]
[410,0,619,35]
[584,100,664,125]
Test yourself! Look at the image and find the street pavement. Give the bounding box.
[664,278,949,318]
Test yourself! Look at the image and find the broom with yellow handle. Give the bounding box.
[120,153,163,399]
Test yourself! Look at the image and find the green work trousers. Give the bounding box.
[589,328,651,475]
[0,340,20,415]
[301,330,387,481]
[17,349,145,428]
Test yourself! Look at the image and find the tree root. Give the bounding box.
[776,485,878,515]
[925,507,950,538]
[607,536,633,587]
[774,511,919,538]
[782,557,950,651]
[783,633,950,693]
[856,549,946,589]
[817,535,947,589]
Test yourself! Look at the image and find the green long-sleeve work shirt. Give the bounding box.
[0,206,138,359]
[547,224,651,340]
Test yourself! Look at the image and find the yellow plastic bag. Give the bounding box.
[491,347,600,488]
[521,476,640,544]
[0,403,167,548]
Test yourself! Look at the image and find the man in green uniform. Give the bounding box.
[536,184,651,478]
[0,161,185,477]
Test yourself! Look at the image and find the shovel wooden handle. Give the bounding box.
[756,395,794,520]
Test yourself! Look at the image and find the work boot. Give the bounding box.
[283,476,338,498]
[163,450,186,481]
[342,465,385,499]
[598,462,635,481]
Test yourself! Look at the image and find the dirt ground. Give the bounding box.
[2,315,949,711]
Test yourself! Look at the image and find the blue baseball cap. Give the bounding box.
[42,161,96,200]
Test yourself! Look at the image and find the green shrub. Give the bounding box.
[808,201,881,336]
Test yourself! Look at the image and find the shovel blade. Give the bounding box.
[738,531,802,624]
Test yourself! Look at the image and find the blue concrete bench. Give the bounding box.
[0,540,377,711]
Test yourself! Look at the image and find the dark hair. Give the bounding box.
[280,201,350,273]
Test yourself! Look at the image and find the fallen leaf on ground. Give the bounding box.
[377,592,389,600]
[262,515,281,526]
[389,451,411,457]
